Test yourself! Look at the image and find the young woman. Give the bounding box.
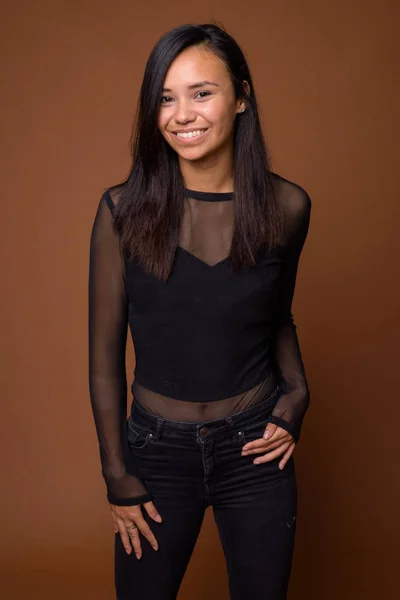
[89,22,312,600]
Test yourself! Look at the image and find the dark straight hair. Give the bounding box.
[110,22,284,281]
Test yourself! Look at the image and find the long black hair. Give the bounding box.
[110,22,284,280]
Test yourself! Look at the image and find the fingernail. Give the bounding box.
[136,553,141,560]
[263,431,270,440]
[155,515,162,523]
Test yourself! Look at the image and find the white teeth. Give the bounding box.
[176,129,207,139]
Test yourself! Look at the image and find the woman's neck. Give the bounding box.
[178,146,234,193]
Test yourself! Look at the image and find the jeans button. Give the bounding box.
[199,426,208,436]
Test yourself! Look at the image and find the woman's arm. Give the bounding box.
[269,186,312,443]
[88,192,152,505]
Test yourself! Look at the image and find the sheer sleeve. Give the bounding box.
[88,191,152,506]
[269,185,312,443]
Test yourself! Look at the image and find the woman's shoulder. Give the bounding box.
[95,184,121,216]
[99,183,124,215]
[269,171,311,217]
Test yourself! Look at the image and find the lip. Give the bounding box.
[171,128,209,143]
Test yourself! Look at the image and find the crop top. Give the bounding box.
[88,172,312,506]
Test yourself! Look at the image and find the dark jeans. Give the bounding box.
[115,385,297,600]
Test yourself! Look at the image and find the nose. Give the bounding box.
[174,100,196,124]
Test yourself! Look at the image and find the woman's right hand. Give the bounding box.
[110,501,163,558]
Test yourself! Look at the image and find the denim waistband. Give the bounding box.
[130,384,281,439]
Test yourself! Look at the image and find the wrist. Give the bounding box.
[103,465,127,481]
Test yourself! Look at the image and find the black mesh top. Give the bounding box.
[88,172,312,506]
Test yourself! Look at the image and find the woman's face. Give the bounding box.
[158,45,246,163]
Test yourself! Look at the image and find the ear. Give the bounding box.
[242,80,250,98]
[236,80,250,114]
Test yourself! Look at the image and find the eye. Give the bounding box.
[160,96,173,105]
[195,91,211,99]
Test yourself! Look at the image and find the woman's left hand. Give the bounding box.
[241,423,295,470]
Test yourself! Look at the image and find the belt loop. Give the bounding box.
[224,416,234,428]
[155,417,164,440]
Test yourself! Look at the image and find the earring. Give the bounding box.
[239,107,246,113]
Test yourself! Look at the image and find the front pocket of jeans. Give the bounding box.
[241,420,269,445]
[127,420,151,449]
[232,420,268,447]
[240,419,288,471]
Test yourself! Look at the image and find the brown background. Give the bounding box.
[1,1,399,598]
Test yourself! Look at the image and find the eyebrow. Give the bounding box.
[162,80,219,92]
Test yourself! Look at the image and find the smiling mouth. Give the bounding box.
[172,128,209,141]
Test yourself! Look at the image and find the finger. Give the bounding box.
[262,422,277,441]
[242,436,285,453]
[253,441,292,465]
[125,523,143,559]
[143,501,163,523]
[116,518,134,555]
[135,517,159,552]
[279,442,296,470]
[242,438,286,456]
[242,427,293,454]
[242,424,292,450]
[111,511,120,534]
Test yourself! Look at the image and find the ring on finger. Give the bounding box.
[126,523,137,531]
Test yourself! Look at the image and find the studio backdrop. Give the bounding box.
[1,1,399,599]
